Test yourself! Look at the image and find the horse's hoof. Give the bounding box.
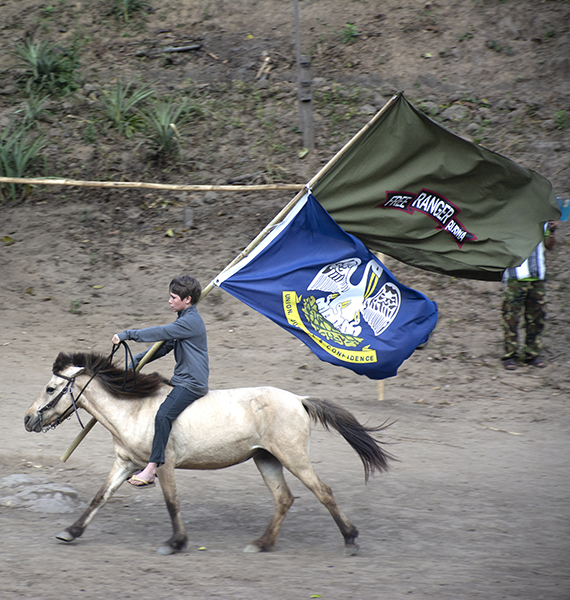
[56,530,75,543]
[157,545,178,555]
[243,543,263,553]
[344,543,359,556]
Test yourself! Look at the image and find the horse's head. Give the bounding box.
[25,351,171,433]
[24,364,85,433]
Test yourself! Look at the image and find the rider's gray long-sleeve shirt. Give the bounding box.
[117,304,209,395]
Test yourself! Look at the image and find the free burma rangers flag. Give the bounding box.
[214,193,438,380]
[313,92,561,281]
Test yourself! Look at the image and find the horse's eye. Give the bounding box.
[46,387,55,394]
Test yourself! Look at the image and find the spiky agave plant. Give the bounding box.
[100,81,154,138]
[14,39,80,94]
[0,122,46,201]
[142,99,187,156]
[16,94,51,128]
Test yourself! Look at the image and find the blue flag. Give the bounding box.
[214,193,438,379]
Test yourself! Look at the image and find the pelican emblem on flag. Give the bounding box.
[307,258,401,337]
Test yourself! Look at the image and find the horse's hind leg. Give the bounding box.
[244,450,294,553]
[283,460,359,556]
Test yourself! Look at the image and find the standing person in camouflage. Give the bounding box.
[501,222,557,370]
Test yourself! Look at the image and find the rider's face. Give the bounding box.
[169,292,191,312]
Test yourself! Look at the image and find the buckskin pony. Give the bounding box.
[24,351,393,555]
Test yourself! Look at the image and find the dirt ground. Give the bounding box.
[1,1,570,599]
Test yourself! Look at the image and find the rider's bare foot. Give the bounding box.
[128,463,157,485]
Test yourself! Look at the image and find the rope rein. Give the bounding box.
[39,342,135,430]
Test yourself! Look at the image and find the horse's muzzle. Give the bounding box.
[24,413,43,433]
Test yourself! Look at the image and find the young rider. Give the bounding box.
[112,274,209,487]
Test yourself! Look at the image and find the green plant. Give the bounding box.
[554,110,567,130]
[82,121,98,143]
[0,122,46,201]
[16,94,51,128]
[100,81,154,137]
[13,38,80,94]
[340,22,359,44]
[458,32,473,42]
[485,40,501,53]
[41,5,57,16]
[112,0,148,22]
[142,99,187,156]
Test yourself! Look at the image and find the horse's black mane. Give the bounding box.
[53,352,171,399]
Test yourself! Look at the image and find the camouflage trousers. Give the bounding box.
[501,279,546,360]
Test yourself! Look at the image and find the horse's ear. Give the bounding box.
[64,366,85,378]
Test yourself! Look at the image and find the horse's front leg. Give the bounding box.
[155,461,187,555]
[56,459,135,543]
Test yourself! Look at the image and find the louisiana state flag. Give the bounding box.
[214,193,438,379]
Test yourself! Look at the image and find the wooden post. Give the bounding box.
[298,55,315,151]
[294,0,314,151]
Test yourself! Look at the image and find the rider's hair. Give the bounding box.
[169,275,201,304]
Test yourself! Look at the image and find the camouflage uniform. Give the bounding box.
[501,279,545,360]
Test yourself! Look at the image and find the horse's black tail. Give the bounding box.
[301,397,395,481]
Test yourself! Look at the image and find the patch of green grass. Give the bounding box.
[555,110,567,130]
[269,142,288,154]
[82,121,98,143]
[112,0,149,23]
[100,81,154,137]
[13,38,80,95]
[70,299,82,314]
[314,84,366,129]
[0,122,46,202]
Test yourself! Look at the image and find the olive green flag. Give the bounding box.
[312,93,560,281]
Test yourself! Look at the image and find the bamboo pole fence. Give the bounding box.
[0,176,303,193]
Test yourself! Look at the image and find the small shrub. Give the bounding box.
[0,122,46,201]
[13,38,80,95]
[100,81,154,137]
[340,23,359,44]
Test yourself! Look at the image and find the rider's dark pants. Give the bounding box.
[149,386,203,466]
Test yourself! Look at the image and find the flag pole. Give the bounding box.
[60,93,401,461]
